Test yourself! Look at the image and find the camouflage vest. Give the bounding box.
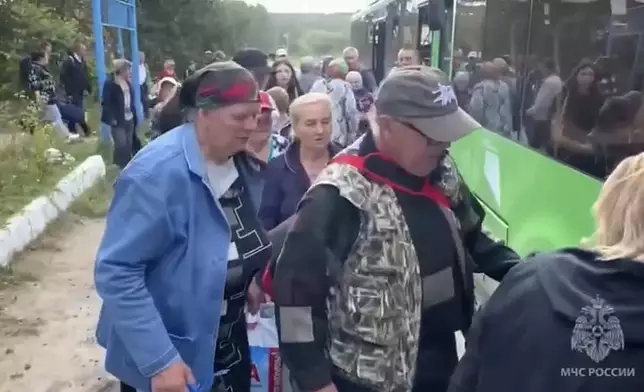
[312,162,423,392]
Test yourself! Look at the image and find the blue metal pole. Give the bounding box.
[130,0,143,123]
[116,28,124,57]
[91,0,106,98]
[92,0,111,145]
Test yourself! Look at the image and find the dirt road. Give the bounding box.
[0,218,117,392]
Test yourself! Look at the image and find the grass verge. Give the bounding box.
[0,134,102,223]
[0,96,107,224]
[68,165,118,218]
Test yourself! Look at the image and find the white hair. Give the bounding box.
[289,93,332,125]
[342,46,359,58]
[164,59,175,68]
[346,71,362,83]
[112,58,131,75]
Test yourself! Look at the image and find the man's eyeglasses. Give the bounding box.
[399,120,445,146]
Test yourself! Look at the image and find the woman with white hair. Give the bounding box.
[346,71,374,136]
[449,152,644,392]
[259,92,339,230]
[101,58,139,169]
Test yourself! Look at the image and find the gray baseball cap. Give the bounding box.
[375,66,480,142]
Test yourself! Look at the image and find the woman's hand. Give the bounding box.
[247,279,265,315]
[151,360,195,392]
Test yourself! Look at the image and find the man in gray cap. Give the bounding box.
[269,66,519,392]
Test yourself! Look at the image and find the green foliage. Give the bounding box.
[270,13,352,57]
[299,30,349,57]
[136,0,275,73]
[69,165,118,218]
[0,0,353,88]
[0,0,88,99]
[0,95,99,223]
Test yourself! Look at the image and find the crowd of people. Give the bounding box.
[19,41,93,142]
[450,50,644,179]
[91,43,644,392]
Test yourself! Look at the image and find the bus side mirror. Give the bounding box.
[428,0,446,31]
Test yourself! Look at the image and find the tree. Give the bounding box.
[0,0,351,101]
[299,30,349,56]
[0,0,85,98]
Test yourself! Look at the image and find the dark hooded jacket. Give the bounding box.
[449,248,644,392]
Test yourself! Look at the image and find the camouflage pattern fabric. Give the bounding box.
[437,154,482,237]
[311,163,423,392]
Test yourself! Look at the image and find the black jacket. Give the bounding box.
[270,133,519,392]
[61,53,91,98]
[449,248,644,392]
[101,77,138,128]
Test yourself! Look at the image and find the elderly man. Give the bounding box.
[398,46,421,67]
[271,66,520,392]
[96,62,272,392]
[298,56,321,93]
[343,46,377,92]
[384,47,422,79]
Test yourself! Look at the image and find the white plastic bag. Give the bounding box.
[247,303,279,348]
[248,303,282,392]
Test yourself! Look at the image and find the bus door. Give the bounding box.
[372,20,387,83]
[418,0,455,74]
[417,4,432,64]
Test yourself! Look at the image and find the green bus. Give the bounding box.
[351,0,644,302]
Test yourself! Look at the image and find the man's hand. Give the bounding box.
[313,383,338,392]
[151,361,195,392]
[247,279,264,315]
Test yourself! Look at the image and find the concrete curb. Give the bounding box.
[0,155,106,268]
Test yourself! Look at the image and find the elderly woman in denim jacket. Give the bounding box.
[259,93,339,230]
[95,62,273,392]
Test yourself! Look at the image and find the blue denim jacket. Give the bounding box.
[95,122,263,391]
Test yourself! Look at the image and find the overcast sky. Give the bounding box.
[244,0,367,14]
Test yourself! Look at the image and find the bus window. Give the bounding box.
[452,0,530,139]
[417,3,437,64]
[439,0,455,75]
[524,0,644,180]
[453,0,484,65]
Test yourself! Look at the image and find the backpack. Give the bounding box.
[323,79,352,146]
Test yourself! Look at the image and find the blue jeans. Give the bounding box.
[57,102,88,135]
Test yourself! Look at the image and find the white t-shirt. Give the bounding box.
[139,63,147,86]
[205,158,238,198]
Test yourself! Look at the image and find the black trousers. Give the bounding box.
[527,119,552,150]
[120,382,136,392]
[212,294,251,392]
